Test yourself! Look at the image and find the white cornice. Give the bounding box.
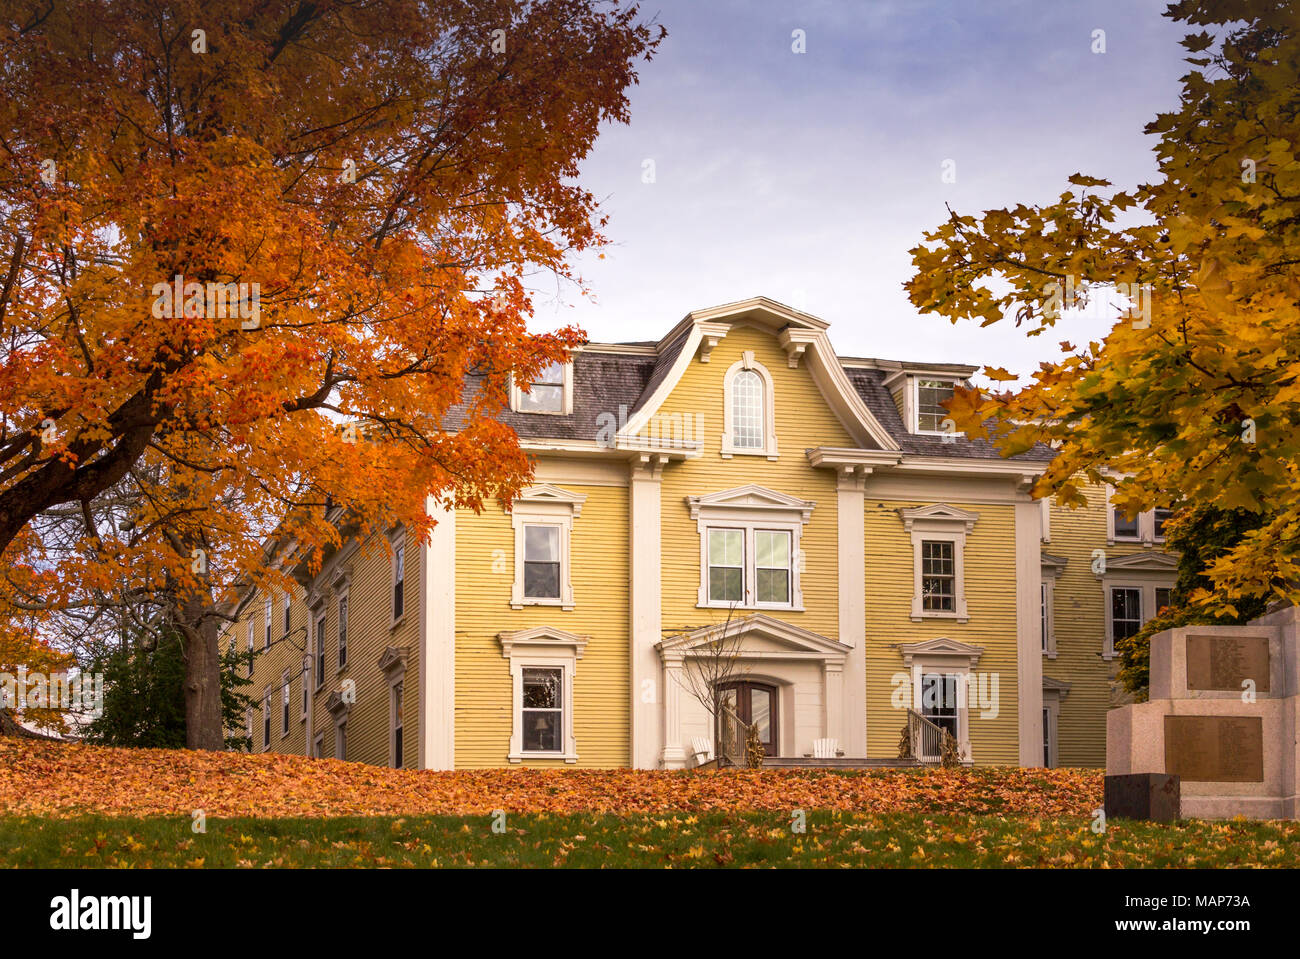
[497,625,590,659]
[686,484,816,523]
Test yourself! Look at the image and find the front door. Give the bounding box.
[717,681,778,757]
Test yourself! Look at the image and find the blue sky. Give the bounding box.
[537,0,1191,379]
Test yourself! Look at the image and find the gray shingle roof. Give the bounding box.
[451,337,1054,461]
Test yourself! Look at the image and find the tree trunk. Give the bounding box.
[180,590,225,750]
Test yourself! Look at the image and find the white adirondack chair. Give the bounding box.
[812,737,839,759]
[691,736,715,766]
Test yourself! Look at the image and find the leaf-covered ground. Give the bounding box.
[3,811,1298,868]
[0,738,1101,819]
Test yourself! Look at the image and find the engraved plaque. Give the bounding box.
[1185,635,1270,693]
[1164,716,1264,782]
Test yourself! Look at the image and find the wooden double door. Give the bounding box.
[717,681,778,757]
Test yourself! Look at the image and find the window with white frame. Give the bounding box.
[522,667,562,752]
[509,485,586,610]
[900,504,979,622]
[391,680,404,768]
[246,618,255,673]
[914,378,956,434]
[281,672,290,736]
[283,592,291,635]
[1106,490,1174,545]
[245,706,253,750]
[261,692,270,749]
[335,719,347,761]
[338,594,349,670]
[524,525,561,599]
[921,672,960,741]
[263,596,272,650]
[921,540,955,612]
[391,535,406,622]
[301,657,309,720]
[1097,556,1178,657]
[314,612,326,689]
[511,360,571,414]
[1041,678,1070,768]
[1040,554,1066,658]
[312,733,324,759]
[498,626,587,763]
[690,486,811,611]
[1110,587,1142,644]
[899,638,983,764]
[721,352,778,458]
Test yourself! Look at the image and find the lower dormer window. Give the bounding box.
[915,378,956,434]
[511,360,572,415]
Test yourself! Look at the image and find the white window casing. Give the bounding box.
[900,504,979,623]
[898,637,984,764]
[1040,552,1068,659]
[687,485,814,611]
[509,485,587,610]
[498,626,588,764]
[509,360,574,415]
[720,352,778,459]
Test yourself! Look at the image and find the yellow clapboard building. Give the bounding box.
[224,297,1178,770]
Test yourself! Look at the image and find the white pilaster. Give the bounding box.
[630,454,667,768]
[1015,497,1044,766]
[419,498,456,770]
[836,466,868,756]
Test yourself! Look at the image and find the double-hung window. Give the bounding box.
[705,527,794,608]
[314,613,326,689]
[281,674,290,736]
[521,667,563,753]
[707,529,744,603]
[915,379,955,434]
[263,597,272,650]
[1110,587,1142,643]
[755,530,791,604]
[921,540,955,612]
[512,361,570,414]
[391,541,405,621]
[338,595,349,670]
[262,693,271,749]
[524,525,561,600]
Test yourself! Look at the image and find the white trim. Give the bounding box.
[909,375,964,436]
[1105,486,1171,547]
[509,359,573,415]
[615,297,899,452]
[720,353,779,459]
[498,626,587,763]
[509,485,586,610]
[389,528,407,627]
[1040,552,1068,659]
[689,486,814,611]
[1015,499,1044,766]
[897,640,983,764]
[899,504,979,622]
[629,457,665,769]
[419,500,455,771]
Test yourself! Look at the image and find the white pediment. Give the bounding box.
[1041,552,1069,574]
[498,625,589,659]
[512,484,587,517]
[898,636,985,668]
[1101,551,1180,574]
[656,613,849,663]
[687,485,816,522]
[899,503,980,533]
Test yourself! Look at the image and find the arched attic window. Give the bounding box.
[721,352,778,459]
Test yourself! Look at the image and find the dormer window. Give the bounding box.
[915,378,956,434]
[511,360,571,415]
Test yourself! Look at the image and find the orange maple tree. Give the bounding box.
[0,0,662,746]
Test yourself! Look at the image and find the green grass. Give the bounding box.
[1,810,1296,867]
